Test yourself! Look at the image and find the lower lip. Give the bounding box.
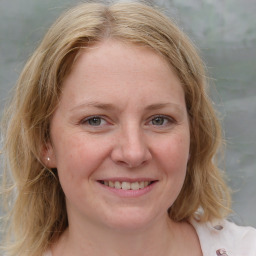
[97,181,157,198]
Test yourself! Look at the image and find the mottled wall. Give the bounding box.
[0,0,255,227]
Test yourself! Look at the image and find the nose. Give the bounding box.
[111,125,152,168]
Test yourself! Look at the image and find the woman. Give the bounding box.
[1,2,256,256]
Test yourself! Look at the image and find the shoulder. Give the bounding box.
[189,217,256,256]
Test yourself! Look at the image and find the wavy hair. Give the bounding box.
[1,1,231,255]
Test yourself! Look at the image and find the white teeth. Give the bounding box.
[102,180,152,190]
[109,181,114,188]
[114,181,121,189]
[121,182,131,190]
[131,182,140,190]
[139,181,145,189]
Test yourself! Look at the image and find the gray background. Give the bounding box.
[0,0,255,228]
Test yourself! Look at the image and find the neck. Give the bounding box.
[53,213,186,256]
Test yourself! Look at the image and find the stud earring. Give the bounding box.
[47,157,50,161]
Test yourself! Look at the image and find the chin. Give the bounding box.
[100,207,163,232]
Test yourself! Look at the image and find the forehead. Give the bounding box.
[70,40,173,77]
[59,39,185,111]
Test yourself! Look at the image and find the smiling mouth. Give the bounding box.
[98,180,156,190]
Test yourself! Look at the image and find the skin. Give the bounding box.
[46,39,202,256]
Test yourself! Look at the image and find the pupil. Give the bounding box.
[152,117,164,125]
[89,117,101,126]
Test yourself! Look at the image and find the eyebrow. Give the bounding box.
[70,101,184,113]
[71,102,116,112]
[145,103,181,111]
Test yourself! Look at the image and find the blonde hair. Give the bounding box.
[1,1,231,255]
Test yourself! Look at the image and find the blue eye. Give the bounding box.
[88,117,102,126]
[150,115,173,126]
[151,116,165,125]
[83,116,106,126]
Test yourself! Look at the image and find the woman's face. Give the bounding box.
[47,40,190,230]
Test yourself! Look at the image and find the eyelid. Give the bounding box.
[147,114,176,126]
[80,115,108,126]
[78,114,176,128]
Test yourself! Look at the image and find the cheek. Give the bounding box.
[154,133,190,175]
[52,132,111,185]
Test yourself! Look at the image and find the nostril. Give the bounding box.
[116,160,133,168]
[110,140,152,168]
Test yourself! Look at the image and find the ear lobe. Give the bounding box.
[41,143,57,168]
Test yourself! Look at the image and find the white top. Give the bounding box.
[43,219,256,256]
[43,250,52,256]
[190,218,256,256]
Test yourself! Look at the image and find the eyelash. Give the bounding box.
[79,115,175,128]
[80,116,108,127]
[148,115,175,127]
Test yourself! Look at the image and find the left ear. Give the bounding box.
[40,142,57,168]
